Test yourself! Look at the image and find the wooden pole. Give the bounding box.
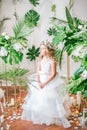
[67,55,70,83]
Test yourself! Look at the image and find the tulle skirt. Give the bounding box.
[21,74,71,128]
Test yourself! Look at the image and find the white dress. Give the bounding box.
[21,58,71,128]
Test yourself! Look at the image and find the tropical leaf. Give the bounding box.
[0,67,29,87]
[1,56,8,63]
[50,17,67,24]
[52,26,66,45]
[83,91,87,98]
[29,0,39,7]
[65,7,74,30]
[47,27,57,36]
[55,48,63,66]
[68,0,74,10]
[13,18,34,38]
[26,45,40,61]
[51,4,56,12]
[24,9,40,27]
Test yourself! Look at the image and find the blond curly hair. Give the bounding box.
[38,41,57,62]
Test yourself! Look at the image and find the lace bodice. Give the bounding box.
[39,58,53,75]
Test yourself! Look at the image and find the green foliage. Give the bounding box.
[51,4,56,13]
[0,67,29,87]
[0,35,25,65]
[47,27,57,36]
[65,7,74,30]
[65,66,87,98]
[74,66,84,80]
[13,18,33,38]
[48,2,87,97]
[55,48,64,67]
[26,45,40,61]
[29,0,39,7]
[48,6,87,67]
[53,26,66,45]
[83,91,87,98]
[24,9,40,27]
[0,8,40,65]
[68,0,74,10]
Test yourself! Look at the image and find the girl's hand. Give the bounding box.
[38,82,46,89]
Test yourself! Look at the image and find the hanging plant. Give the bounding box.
[24,9,40,28]
[26,45,40,61]
[29,0,39,7]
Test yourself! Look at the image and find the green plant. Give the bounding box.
[0,67,29,87]
[26,45,40,61]
[0,8,40,65]
[48,2,87,98]
[29,0,39,7]
[24,9,40,28]
[51,4,56,16]
[48,7,87,67]
[13,18,33,39]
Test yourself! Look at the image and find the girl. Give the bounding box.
[21,41,71,128]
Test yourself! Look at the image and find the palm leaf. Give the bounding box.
[13,18,34,38]
[65,7,74,30]
[50,17,67,24]
[0,68,29,84]
[68,0,74,10]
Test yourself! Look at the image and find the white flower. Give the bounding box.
[81,70,87,79]
[5,35,9,40]
[0,47,8,57]
[78,25,83,29]
[0,89,4,98]
[2,32,7,36]
[2,32,9,40]
[13,43,23,52]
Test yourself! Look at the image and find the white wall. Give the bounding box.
[0,0,87,76]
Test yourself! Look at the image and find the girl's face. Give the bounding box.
[40,44,48,56]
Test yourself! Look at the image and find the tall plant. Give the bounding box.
[48,6,87,67]
[48,3,87,97]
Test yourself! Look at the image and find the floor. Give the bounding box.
[6,119,74,130]
[0,87,87,130]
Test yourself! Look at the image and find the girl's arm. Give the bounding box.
[41,60,56,88]
[36,61,41,83]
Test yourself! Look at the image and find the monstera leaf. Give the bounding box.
[25,10,40,27]
[29,0,39,7]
